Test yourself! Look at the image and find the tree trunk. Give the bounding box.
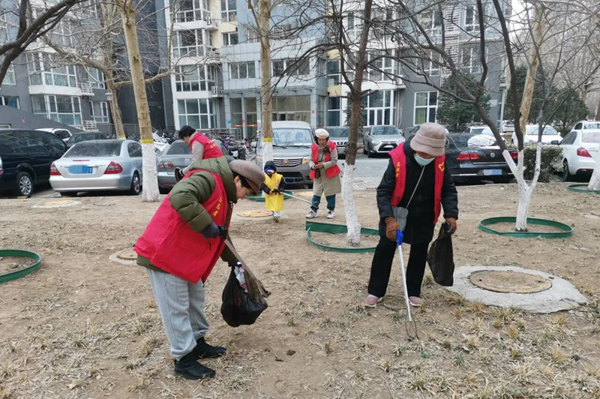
[258,0,273,170]
[589,144,600,190]
[515,184,533,231]
[595,97,600,121]
[519,3,544,132]
[106,78,126,139]
[119,1,159,202]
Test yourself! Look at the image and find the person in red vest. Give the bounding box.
[306,129,342,219]
[135,157,265,380]
[365,123,458,308]
[175,125,224,180]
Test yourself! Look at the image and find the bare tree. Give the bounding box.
[0,0,80,86]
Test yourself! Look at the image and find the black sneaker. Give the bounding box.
[174,351,216,380]
[193,337,227,359]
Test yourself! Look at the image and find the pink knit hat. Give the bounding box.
[410,123,447,157]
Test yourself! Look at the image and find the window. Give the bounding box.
[230,61,255,79]
[128,142,142,158]
[221,0,236,22]
[362,90,394,126]
[574,123,583,130]
[365,51,393,82]
[173,30,205,58]
[328,97,342,126]
[176,0,210,23]
[414,92,438,125]
[175,65,215,91]
[178,99,218,129]
[90,101,109,123]
[26,53,77,87]
[246,29,260,43]
[32,95,82,126]
[272,59,310,77]
[88,68,105,89]
[347,12,360,41]
[230,98,243,127]
[561,132,576,145]
[426,51,440,76]
[461,46,482,74]
[0,56,15,85]
[222,32,238,46]
[327,60,341,85]
[50,19,74,47]
[0,96,19,108]
[272,24,293,40]
[420,9,442,34]
[53,130,71,140]
[271,96,311,123]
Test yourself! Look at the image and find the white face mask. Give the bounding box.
[414,154,434,166]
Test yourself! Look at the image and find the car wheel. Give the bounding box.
[15,172,34,198]
[367,148,373,158]
[363,144,368,155]
[562,160,573,182]
[60,192,77,197]
[159,186,170,195]
[128,172,141,195]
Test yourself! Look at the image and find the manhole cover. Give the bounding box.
[33,200,81,209]
[469,270,552,294]
[237,210,273,218]
[117,249,137,261]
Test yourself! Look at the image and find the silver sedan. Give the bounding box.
[50,140,143,196]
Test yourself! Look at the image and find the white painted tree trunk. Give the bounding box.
[261,140,273,171]
[342,165,361,245]
[588,144,600,191]
[142,143,159,202]
[502,143,542,231]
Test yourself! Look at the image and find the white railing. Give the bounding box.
[211,86,223,97]
[78,83,94,95]
[83,120,98,130]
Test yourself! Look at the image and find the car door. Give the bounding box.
[127,142,143,179]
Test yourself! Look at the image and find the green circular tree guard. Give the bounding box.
[567,184,600,194]
[305,221,379,253]
[245,190,294,202]
[478,217,572,238]
[0,249,42,284]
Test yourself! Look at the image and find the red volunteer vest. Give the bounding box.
[389,143,446,224]
[309,141,342,180]
[134,169,230,283]
[190,133,224,159]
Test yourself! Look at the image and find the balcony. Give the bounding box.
[83,120,98,130]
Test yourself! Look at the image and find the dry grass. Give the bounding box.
[0,187,599,398]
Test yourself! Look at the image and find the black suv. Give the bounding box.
[0,129,68,197]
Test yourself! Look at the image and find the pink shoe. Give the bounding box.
[364,294,383,308]
[409,296,423,307]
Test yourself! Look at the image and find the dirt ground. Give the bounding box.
[0,182,599,399]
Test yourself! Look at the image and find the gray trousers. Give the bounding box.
[147,269,209,360]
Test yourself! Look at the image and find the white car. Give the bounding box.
[464,125,488,135]
[36,128,73,142]
[512,125,562,145]
[559,129,600,182]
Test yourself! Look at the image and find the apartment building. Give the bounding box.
[0,0,166,135]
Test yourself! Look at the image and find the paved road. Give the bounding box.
[342,154,389,189]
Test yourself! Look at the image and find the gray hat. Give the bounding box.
[410,123,447,157]
[229,160,265,194]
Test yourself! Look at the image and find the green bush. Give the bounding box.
[523,145,563,182]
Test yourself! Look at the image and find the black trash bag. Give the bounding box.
[426,223,455,286]
[221,266,268,327]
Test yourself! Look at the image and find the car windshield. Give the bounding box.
[68,134,94,144]
[327,128,349,138]
[471,127,485,134]
[504,121,514,127]
[272,128,313,147]
[166,141,191,155]
[526,126,559,136]
[584,123,600,129]
[65,142,121,158]
[582,132,600,143]
[371,126,400,136]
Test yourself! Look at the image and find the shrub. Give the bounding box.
[523,145,563,182]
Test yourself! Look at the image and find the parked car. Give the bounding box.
[446,134,517,184]
[363,125,405,157]
[512,125,562,145]
[255,121,313,187]
[0,129,68,197]
[501,121,515,133]
[36,128,73,143]
[559,129,600,182]
[463,125,488,135]
[571,120,600,131]
[67,131,109,147]
[324,126,349,157]
[50,140,143,196]
[156,140,193,194]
